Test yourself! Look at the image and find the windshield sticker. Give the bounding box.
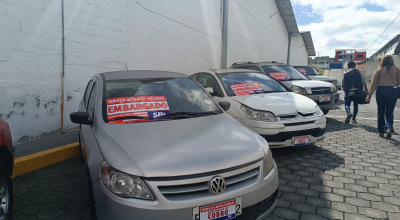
[107,96,170,124]
[295,68,307,75]
[269,72,291,81]
[229,83,265,96]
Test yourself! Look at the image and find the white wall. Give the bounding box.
[0,0,311,142]
[289,35,308,65]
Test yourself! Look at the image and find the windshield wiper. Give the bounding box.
[108,116,148,121]
[158,111,217,118]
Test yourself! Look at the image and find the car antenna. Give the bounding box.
[125,64,128,71]
[207,59,212,69]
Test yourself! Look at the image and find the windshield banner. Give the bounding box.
[106,96,170,124]
[230,83,265,96]
[269,72,291,81]
[295,68,307,75]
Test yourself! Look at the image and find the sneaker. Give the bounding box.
[352,119,357,124]
[345,114,353,124]
[386,128,392,139]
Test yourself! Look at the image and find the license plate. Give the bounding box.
[319,96,331,103]
[293,136,310,146]
[193,198,242,220]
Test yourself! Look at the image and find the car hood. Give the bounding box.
[281,80,333,89]
[95,114,266,177]
[231,92,317,115]
[308,76,337,82]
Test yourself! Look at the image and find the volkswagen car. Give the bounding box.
[191,69,326,148]
[70,70,278,220]
[230,62,339,115]
[293,65,340,89]
[0,118,14,220]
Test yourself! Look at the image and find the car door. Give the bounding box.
[81,79,99,168]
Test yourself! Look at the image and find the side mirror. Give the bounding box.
[219,101,230,111]
[205,87,214,96]
[70,112,92,125]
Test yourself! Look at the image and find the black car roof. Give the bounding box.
[100,70,188,81]
[231,61,287,67]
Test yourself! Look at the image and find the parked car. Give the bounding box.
[0,118,14,220]
[70,70,279,220]
[230,61,339,115]
[191,69,326,148]
[293,65,340,89]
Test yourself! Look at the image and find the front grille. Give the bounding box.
[279,112,314,119]
[311,87,332,94]
[284,121,315,127]
[158,168,260,201]
[262,128,325,143]
[235,190,278,220]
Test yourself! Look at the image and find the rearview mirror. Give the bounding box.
[219,101,230,111]
[205,87,214,95]
[70,112,92,125]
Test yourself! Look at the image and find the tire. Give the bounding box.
[323,110,329,115]
[87,169,98,220]
[79,134,84,163]
[0,168,13,220]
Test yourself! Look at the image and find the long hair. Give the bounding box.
[380,55,394,71]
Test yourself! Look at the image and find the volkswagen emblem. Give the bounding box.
[210,176,226,195]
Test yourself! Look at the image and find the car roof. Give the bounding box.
[100,70,188,81]
[210,69,261,74]
[231,61,287,67]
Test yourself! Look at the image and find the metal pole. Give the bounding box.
[221,0,229,68]
[61,0,65,132]
[287,33,292,65]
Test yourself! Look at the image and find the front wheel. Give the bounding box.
[323,110,329,115]
[0,168,13,220]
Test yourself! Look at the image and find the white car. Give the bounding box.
[191,69,327,148]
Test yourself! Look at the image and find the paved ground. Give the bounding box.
[11,70,400,219]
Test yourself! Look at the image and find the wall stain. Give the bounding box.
[44,100,57,108]
[21,111,26,116]
[67,95,72,101]
[36,97,41,108]
[6,111,14,119]
[13,102,25,107]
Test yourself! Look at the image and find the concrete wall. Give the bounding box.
[289,35,308,66]
[0,0,311,142]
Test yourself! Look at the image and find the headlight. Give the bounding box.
[101,161,154,200]
[292,86,308,95]
[241,105,277,122]
[315,105,324,117]
[263,149,274,177]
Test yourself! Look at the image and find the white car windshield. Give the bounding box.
[218,72,287,96]
[104,78,222,124]
[262,65,309,81]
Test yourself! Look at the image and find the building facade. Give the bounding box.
[335,49,367,63]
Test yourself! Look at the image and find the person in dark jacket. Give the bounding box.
[366,55,400,139]
[342,62,368,124]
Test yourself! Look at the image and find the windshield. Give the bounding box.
[294,66,320,76]
[262,65,308,81]
[105,78,222,124]
[217,72,287,96]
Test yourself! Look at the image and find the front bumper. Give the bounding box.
[92,160,279,220]
[306,93,340,111]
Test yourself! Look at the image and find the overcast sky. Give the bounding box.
[292,0,400,58]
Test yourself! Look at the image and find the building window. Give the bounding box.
[318,61,325,65]
[356,54,364,58]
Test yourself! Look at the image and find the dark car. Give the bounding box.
[0,118,14,220]
[230,61,339,115]
[293,65,340,90]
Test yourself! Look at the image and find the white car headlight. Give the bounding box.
[241,105,277,122]
[101,161,154,200]
[292,86,308,95]
[315,105,324,117]
[263,149,274,177]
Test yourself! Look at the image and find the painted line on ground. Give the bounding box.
[12,142,79,178]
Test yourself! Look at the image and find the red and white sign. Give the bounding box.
[295,68,307,75]
[319,96,331,103]
[229,83,264,96]
[269,72,291,81]
[200,200,236,220]
[106,96,170,124]
[294,136,309,146]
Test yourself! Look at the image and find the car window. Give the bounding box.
[294,66,319,76]
[105,78,222,124]
[197,73,224,97]
[242,66,261,71]
[190,74,199,81]
[87,82,97,120]
[262,65,308,81]
[83,80,93,107]
[217,72,287,96]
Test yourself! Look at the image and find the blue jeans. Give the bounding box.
[345,93,358,119]
[376,86,398,133]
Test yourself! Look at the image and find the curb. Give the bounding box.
[12,142,80,178]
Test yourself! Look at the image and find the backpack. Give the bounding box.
[343,69,362,93]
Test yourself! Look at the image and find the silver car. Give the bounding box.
[293,66,340,89]
[70,70,278,220]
